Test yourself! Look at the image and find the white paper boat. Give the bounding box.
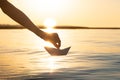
[44,46,71,56]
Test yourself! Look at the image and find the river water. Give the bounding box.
[0,29,120,80]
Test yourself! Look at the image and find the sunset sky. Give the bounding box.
[0,0,120,27]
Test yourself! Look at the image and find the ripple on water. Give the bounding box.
[1,49,120,80]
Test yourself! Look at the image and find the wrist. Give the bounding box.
[37,30,46,40]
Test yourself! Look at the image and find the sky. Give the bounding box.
[0,0,120,27]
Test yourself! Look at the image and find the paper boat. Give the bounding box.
[44,46,71,56]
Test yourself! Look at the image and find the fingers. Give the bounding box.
[57,37,61,48]
[43,32,61,49]
[54,43,59,49]
[52,33,61,49]
[53,42,61,49]
[55,33,61,49]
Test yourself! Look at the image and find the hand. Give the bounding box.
[42,32,61,49]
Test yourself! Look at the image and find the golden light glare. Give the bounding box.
[41,57,63,73]
[44,18,56,28]
[43,18,56,33]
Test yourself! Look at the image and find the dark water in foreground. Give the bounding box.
[0,29,120,80]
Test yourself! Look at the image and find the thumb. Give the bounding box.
[53,42,60,49]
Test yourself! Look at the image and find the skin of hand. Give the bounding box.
[42,32,61,49]
[0,0,61,49]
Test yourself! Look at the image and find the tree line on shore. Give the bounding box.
[0,24,120,29]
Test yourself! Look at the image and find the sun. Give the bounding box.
[43,18,56,33]
[44,18,56,28]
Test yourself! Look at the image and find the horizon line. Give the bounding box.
[0,24,120,29]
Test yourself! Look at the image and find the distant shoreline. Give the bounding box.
[0,25,120,29]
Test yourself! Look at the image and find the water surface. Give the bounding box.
[0,29,120,80]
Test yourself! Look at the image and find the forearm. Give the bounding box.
[0,0,45,38]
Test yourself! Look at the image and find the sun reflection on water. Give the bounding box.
[41,56,63,73]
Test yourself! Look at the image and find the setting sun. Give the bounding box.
[44,18,56,28]
[43,18,56,33]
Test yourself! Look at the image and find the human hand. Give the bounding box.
[42,32,61,49]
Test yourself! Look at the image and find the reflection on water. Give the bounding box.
[0,29,120,80]
[41,57,64,73]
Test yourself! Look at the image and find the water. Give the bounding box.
[0,29,120,80]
